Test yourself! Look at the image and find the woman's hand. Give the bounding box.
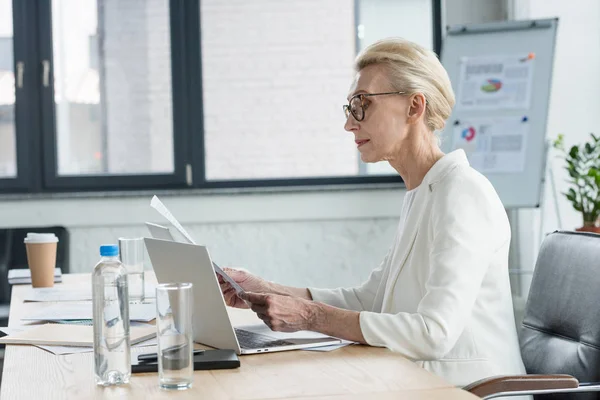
[239,292,318,332]
[218,268,272,309]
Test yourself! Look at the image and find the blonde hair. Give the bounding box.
[355,38,455,132]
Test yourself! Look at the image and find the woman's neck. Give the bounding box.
[388,129,444,191]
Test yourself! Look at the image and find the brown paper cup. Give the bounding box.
[25,241,57,288]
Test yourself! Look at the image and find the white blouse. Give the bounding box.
[309,150,526,387]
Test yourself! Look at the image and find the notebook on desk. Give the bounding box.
[0,324,156,347]
[8,268,62,285]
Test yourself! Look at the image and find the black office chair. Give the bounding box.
[464,231,600,399]
[0,227,69,321]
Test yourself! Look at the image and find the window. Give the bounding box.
[201,0,439,182]
[0,0,16,179]
[0,0,441,194]
[51,0,174,176]
[357,0,435,176]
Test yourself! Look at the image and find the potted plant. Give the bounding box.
[553,133,600,233]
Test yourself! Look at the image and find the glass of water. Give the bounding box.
[118,237,145,303]
[156,283,193,390]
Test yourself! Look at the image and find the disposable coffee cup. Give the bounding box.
[24,233,59,288]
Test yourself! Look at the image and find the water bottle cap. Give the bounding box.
[100,245,119,257]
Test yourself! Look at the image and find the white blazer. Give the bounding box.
[310,150,526,387]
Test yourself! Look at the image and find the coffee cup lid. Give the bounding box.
[24,233,59,244]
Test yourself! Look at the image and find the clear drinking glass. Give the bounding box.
[156,283,193,390]
[118,237,145,303]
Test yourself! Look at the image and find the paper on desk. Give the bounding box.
[8,268,62,285]
[23,284,157,302]
[150,195,245,295]
[37,336,159,355]
[302,342,354,352]
[21,303,156,323]
[1,324,158,355]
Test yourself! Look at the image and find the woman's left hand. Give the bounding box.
[240,292,318,332]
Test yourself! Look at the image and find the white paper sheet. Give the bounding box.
[457,53,535,111]
[302,342,353,352]
[150,195,245,295]
[36,336,158,356]
[21,303,156,323]
[1,323,158,355]
[452,116,528,173]
[23,284,157,302]
[8,268,62,285]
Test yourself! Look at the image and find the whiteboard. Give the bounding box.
[439,19,558,208]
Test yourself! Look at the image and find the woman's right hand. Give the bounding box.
[218,267,272,309]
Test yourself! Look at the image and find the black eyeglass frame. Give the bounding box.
[343,91,406,121]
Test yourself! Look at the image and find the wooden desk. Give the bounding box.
[0,274,479,399]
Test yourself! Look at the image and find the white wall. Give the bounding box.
[0,190,402,289]
[508,0,600,285]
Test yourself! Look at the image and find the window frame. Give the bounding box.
[0,0,442,194]
[38,0,189,192]
[187,0,442,190]
[0,0,39,193]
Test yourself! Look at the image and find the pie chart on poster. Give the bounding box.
[461,126,476,142]
[481,79,502,93]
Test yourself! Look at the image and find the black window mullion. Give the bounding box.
[432,0,442,56]
[37,0,58,192]
[0,0,41,193]
[182,0,205,188]
[169,0,192,188]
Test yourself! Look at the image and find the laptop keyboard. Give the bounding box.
[234,328,294,349]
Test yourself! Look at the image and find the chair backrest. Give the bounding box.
[520,230,600,399]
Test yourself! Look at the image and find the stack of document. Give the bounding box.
[0,324,155,347]
[21,303,157,323]
[8,268,62,285]
[23,284,157,302]
[0,324,158,355]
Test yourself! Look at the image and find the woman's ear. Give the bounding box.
[407,93,427,124]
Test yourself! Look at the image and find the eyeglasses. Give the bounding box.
[343,91,406,122]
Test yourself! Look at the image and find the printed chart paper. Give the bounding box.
[451,117,529,173]
[457,54,535,110]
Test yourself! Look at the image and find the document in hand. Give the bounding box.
[150,195,245,295]
[0,324,156,347]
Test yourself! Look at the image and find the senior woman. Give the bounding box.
[219,38,526,386]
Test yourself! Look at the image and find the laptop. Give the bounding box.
[145,222,176,241]
[144,226,342,355]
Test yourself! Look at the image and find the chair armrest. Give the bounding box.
[463,374,579,398]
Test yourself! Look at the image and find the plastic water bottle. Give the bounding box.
[92,244,131,386]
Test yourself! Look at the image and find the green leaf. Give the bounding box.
[567,168,579,179]
[569,145,579,159]
[553,134,565,150]
[568,188,578,198]
[586,143,593,154]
